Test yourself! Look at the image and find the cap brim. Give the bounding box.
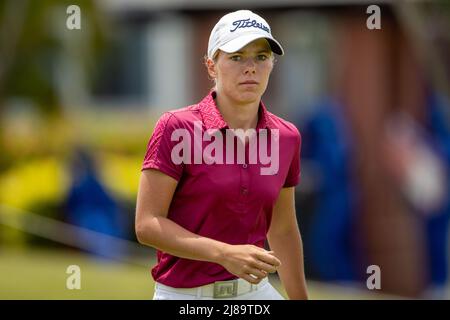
[219,34,284,56]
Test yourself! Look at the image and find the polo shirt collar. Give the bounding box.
[198,91,276,130]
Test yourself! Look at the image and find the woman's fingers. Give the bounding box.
[221,245,281,281]
[254,260,278,274]
[242,273,263,284]
[245,267,267,279]
[255,250,281,269]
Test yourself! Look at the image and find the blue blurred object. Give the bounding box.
[423,92,450,294]
[65,148,126,259]
[299,98,359,281]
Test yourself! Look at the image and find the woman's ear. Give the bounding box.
[206,58,217,79]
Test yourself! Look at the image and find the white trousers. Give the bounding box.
[153,278,285,300]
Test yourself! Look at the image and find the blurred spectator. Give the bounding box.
[297,97,359,282]
[422,92,450,298]
[382,91,450,298]
[64,147,126,259]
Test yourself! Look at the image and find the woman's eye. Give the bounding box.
[257,55,268,61]
[230,55,241,61]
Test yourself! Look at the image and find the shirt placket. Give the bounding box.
[237,140,251,212]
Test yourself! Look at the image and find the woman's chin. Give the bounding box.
[235,91,261,104]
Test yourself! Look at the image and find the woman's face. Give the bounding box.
[207,38,274,105]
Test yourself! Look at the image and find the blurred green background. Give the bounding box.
[0,247,393,300]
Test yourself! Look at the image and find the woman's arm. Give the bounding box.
[267,187,309,299]
[135,169,281,284]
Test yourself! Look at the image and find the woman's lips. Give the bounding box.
[239,80,259,85]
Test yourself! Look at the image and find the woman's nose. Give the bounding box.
[243,57,256,74]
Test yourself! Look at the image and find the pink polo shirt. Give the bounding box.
[141,91,301,288]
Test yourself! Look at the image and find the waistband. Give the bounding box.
[155,277,269,299]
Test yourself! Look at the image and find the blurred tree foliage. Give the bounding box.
[0,0,107,170]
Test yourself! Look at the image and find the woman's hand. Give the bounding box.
[218,244,281,284]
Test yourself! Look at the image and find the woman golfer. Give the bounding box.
[135,9,308,300]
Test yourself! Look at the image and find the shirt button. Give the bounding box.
[241,187,248,195]
[242,164,248,169]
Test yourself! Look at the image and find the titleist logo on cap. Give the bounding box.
[207,10,284,59]
[230,18,270,33]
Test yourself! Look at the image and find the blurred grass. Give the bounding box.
[0,247,155,299]
[0,246,394,300]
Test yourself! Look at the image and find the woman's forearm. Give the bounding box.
[136,216,228,265]
[136,212,283,285]
[268,226,309,299]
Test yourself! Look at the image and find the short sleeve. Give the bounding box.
[283,130,302,187]
[142,112,184,181]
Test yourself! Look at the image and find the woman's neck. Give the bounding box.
[214,92,260,130]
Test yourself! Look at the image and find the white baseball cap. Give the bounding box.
[207,10,284,59]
